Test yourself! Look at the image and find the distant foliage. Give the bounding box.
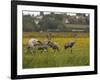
[23,12,89,32]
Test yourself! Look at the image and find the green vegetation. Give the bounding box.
[22,11,90,68]
[23,12,89,32]
[23,32,89,68]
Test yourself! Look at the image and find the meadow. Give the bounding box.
[22,32,90,69]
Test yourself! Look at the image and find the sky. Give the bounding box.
[23,11,89,16]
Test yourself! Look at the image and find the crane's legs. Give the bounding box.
[71,48,72,53]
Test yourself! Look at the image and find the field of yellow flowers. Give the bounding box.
[22,32,89,68]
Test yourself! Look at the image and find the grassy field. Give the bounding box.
[22,32,90,69]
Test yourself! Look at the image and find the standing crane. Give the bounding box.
[64,41,75,53]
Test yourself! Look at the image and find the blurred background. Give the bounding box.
[23,11,89,32]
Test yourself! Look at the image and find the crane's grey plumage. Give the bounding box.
[64,41,75,53]
[48,41,60,52]
[34,41,49,52]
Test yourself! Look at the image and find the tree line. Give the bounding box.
[23,12,89,32]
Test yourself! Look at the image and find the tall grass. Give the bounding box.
[23,32,89,69]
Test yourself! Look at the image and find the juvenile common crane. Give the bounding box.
[48,41,60,52]
[34,41,49,53]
